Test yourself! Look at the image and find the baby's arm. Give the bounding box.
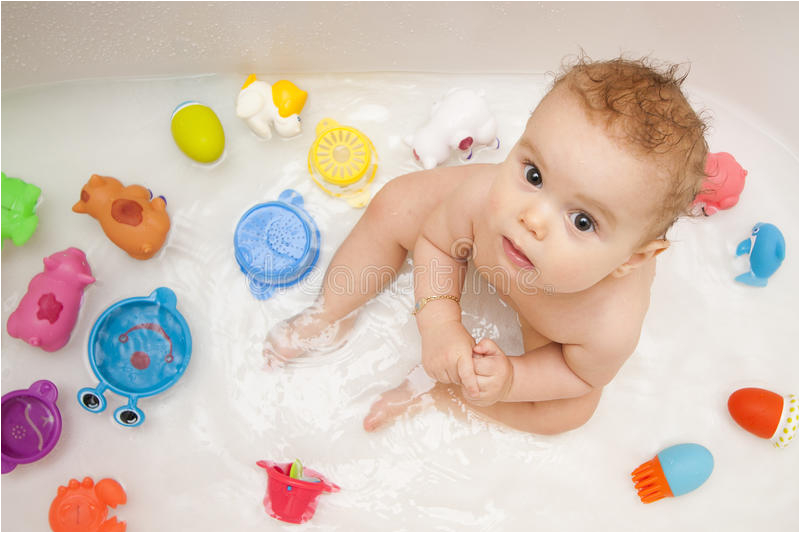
[413,170,486,395]
[461,338,636,434]
[468,328,639,404]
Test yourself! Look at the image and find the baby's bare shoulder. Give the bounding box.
[418,164,494,241]
[560,266,655,386]
[442,164,494,219]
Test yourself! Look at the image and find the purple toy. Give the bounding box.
[6,247,95,352]
[2,380,62,473]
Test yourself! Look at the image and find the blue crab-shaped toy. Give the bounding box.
[78,287,192,427]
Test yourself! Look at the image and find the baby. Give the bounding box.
[264,55,708,434]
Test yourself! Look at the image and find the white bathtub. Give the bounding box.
[2,2,797,531]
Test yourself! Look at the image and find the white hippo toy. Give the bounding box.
[236,74,308,139]
[405,88,500,170]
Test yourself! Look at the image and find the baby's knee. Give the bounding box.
[532,409,593,436]
[527,389,602,435]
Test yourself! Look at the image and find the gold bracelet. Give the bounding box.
[411,294,461,315]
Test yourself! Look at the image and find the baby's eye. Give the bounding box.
[524,164,542,188]
[570,212,596,232]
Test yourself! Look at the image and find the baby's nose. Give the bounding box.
[519,207,548,239]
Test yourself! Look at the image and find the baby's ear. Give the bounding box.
[612,239,670,278]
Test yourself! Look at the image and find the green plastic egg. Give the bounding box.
[170,101,225,163]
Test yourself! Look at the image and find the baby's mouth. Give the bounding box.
[502,236,535,269]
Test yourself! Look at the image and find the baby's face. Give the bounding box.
[484,84,662,294]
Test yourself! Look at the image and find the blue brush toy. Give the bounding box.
[735,222,785,287]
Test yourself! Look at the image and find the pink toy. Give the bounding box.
[7,247,95,352]
[691,152,747,216]
[257,460,339,524]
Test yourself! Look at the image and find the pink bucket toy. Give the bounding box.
[257,460,339,524]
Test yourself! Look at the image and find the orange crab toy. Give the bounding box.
[49,477,127,532]
[73,174,170,260]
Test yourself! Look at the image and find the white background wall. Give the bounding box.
[1,1,797,150]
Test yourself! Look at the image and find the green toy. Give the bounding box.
[2,172,41,248]
[289,458,304,479]
[288,458,321,482]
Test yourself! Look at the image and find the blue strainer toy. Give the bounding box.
[234,189,321,299]
[78,287,192,427]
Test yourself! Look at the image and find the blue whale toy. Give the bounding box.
[735,222,785,287]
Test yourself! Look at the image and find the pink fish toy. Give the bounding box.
[691,152,747,216]
[7,247,95,352]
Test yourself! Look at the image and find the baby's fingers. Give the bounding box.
[457,355,479,397]
[464,376,497,407]
[473,338,502,356]
[472,353,499,376]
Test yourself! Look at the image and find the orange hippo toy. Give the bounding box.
[73,175,170,260]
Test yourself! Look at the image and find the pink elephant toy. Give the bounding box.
[6,247,95,352]
[691,152,747,216]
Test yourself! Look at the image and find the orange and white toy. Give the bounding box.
[73,174,170,260]
[49,477,127,531]
[728,387,797,448]
[236,74,307,139]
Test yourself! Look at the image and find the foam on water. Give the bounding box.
[1,73,797,530]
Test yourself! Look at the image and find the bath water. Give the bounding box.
[1,73,797,530]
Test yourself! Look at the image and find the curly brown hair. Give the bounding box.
[552,54,709,241]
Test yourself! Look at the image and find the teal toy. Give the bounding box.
[735,222,785,287]
[631,443,714,503]
[2,172,41,248]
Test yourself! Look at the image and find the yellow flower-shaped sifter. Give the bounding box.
[307,118,377,208]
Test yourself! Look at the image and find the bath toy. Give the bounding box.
[288,458,321,482]
[257,460,339,524]
[405,88,500,170]
[691,152,747,216]
[170,101,225,163]
[78,287,192,427]
[631,443,714,503]
[1,380,62,474]
[236,74,307,139]
[728,387,797,448]
[289,459,303,479]
[73,174,170,260]
[49,477,127,532]
[735,222,785,287]
[308,118,378,208]
[234,189,321,300]
[7,248,95,352]
[2,171,41,248]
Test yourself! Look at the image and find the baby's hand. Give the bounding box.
[465,338,513,407]
[420,320,479,396]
